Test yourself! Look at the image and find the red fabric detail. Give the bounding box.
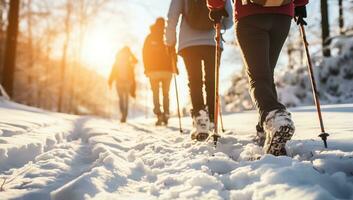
[234,0,309,20]
[207,0,226,10]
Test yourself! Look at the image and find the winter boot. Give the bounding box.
[191,109,211,141]
[155,114,164,126]
[162,113,169,125]
[253,124,266,147]
[263,109,295,156]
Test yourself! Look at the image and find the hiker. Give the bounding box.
[232,0,308,155]
[108,46,137,123]
[143,18,175,126]
[165,0,233,141]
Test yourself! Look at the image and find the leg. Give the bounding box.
[124,89,129,119]
[181,47,205,115]
[269,16,292,100]
[150,78,162,115]
[236,15,285,125]
[161,75,172,115]
[117,87,125,118]
[202,46,216,122]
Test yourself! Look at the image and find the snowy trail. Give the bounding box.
[1,100,353,199]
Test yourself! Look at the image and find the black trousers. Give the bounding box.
[236,14,291,125]
[180,45,217,121]
[149,75,172,115]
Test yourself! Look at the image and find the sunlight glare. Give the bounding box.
[82,29,117,77]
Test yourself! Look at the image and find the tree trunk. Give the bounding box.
[27,0,35,106]
[338,0,344,35]
[2,0,20,98]
[321,0,331,57]
[58,1,72,112]
[0,0,5,83]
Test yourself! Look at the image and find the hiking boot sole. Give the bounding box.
[265,125,294,156]
[191,132,210,142]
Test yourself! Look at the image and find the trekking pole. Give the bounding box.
[207,0,228,146]
[212,22,222,145]
[299,24,329,148]
[171,53,183,134]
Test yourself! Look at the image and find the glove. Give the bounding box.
[295,6,307,26]
[166,46,179,74]
[209,8,229,23]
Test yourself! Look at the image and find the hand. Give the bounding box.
[108,81,112,89]
[295,6,307,26]
[130,91,136,98]
[166,46,178,74]
[209,8,229,23]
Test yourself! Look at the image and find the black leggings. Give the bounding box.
[180,45,217,121]
[236,14,291,125]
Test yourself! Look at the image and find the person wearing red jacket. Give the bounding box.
[233,0,309,156]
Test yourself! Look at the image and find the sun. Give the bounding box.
[82,29,117,77]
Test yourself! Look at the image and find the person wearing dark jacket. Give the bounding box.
[108,46,137,123]
[143,18,175,126]
[233,0,309,155]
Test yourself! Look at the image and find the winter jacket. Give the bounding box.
[108,50,137,97]
[165,0,234,53]
[234,0,309,21]
[143,33,174,75]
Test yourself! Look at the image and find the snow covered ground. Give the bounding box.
[1,99,353,200]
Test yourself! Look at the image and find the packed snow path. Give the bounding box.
[1,100,353,200]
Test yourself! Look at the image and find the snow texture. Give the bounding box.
[1,98,353,200]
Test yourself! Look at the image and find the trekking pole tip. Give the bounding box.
[319,132,329,148]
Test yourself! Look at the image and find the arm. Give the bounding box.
[130,52,138,66]
[108,63,117,87]
[129,65,136,98]
[142,36,151,74]
[165,0,183,47]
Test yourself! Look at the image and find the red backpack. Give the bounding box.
[241,0,292,7]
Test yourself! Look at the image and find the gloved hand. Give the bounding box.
[209,8,229,23]
[295,6,307,26]
[166,46,179,75]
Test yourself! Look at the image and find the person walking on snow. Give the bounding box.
[143,18,176,126]
[165,0,233,141]
[233,0,308,155]
[108,46,137,123]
